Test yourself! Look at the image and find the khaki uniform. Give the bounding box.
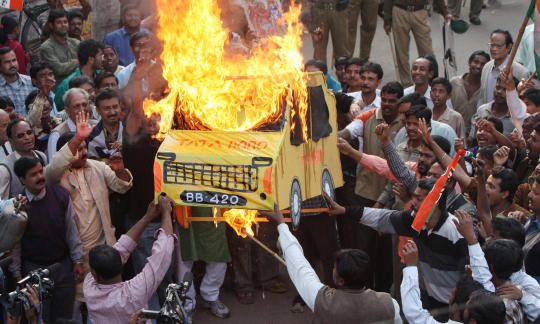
[355,108,402,201]
[311,1,351,63]
[383,0,449,86]
[346,0,379,59]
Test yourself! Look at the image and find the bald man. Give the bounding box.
[0,110,12,161]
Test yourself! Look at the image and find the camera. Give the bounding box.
[142,272,193,324]
[6,267,54,317]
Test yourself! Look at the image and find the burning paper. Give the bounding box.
[223,209,258,237]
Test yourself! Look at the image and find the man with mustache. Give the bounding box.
[393,93,458,156]
[87,89,123,161]
[0,47,36,117]
[347,61,383,112]
[38,9,79,87]
[10,154,84,323]
[54,39,104,112]
[47,88,94,162]
[67,9,84,40]
[338,119,475,217]
[0,120,47,199]
[45,111,132,322]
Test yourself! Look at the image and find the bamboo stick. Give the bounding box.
[247,233,287,266]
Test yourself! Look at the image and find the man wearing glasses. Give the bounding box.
[478,29,529,106]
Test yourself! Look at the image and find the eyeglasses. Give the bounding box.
[488,43,506,49]
[16,130,33,139]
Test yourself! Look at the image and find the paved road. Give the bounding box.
[300,0,528,82]
[193,1,528,323]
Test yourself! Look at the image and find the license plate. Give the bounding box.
[180,191,247,206]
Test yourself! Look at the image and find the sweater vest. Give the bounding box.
[21,184,71,265]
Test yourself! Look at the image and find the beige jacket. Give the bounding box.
[45,144,133,246]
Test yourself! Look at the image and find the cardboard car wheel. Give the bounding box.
[321,169,335,200]
[290,179,302,230]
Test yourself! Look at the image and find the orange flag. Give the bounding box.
[411,149,466,232]
[0,0,23,11]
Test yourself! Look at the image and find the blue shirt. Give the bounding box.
[326,74,341,92]
[0,74,36,116]
[103,27,150,66]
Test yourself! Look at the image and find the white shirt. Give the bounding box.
[468,243,540,321]
[47,118,76,162]
[277,223,402,322]
[404,85,453,110]
[347,91,381,112]
[344,119,364,152]
[401,266,462,324]
[506,88,529,137]
[0,141,12,162]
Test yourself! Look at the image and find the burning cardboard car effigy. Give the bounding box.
[145,0,343,233]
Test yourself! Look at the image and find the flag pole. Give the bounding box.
[504,11,531,75]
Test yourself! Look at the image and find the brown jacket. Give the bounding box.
[314,286,395,324]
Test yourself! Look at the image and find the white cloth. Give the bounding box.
[176,259,226,313]
[344,119,365,152]
[468,243,540,321]
[478,57,529,106]
[347,91,381,111]
[0,142,12,162]
[277,224,402,322]
[506,89,529,137]
[515,24,536,74]
[401,266,462,324]
[177,235,227,310]
[47,118,76,162]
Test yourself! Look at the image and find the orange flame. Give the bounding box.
[223,209,258,238]
[144,0,309,139]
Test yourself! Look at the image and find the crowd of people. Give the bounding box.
[0,0,538,323]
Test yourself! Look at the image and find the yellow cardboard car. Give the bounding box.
[153,72,343,228]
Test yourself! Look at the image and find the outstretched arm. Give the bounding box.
[260,205,324,311]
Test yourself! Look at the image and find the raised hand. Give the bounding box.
[259,203,285,225]
[322,192,346,216]
[474,158,486,182]
[507,210,530,224]
[75,111,93,140]
[454,138,466,153]
[493,146,510,167]
[402,240,419,266]
[337,137,357,157]
[453,210,477,244]
[109,153,125,172]
[476,118,495,134]
[496,283,523,300]
[392,183,411,203]
[158,193,174,214]
[417,118,431,145]
[375,123,391,144]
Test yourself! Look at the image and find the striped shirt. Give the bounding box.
[0,74,36,116]
[345,206,468,303]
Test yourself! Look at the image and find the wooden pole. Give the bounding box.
[504,13,531,75]
[247,233,287,266]
[188,216,290,222]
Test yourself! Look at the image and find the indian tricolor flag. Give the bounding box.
[528,0,540,78]
[411,150,466,232]
[0,0,23,11]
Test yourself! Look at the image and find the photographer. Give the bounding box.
[83,194,175,324]
[7,284,41,324]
